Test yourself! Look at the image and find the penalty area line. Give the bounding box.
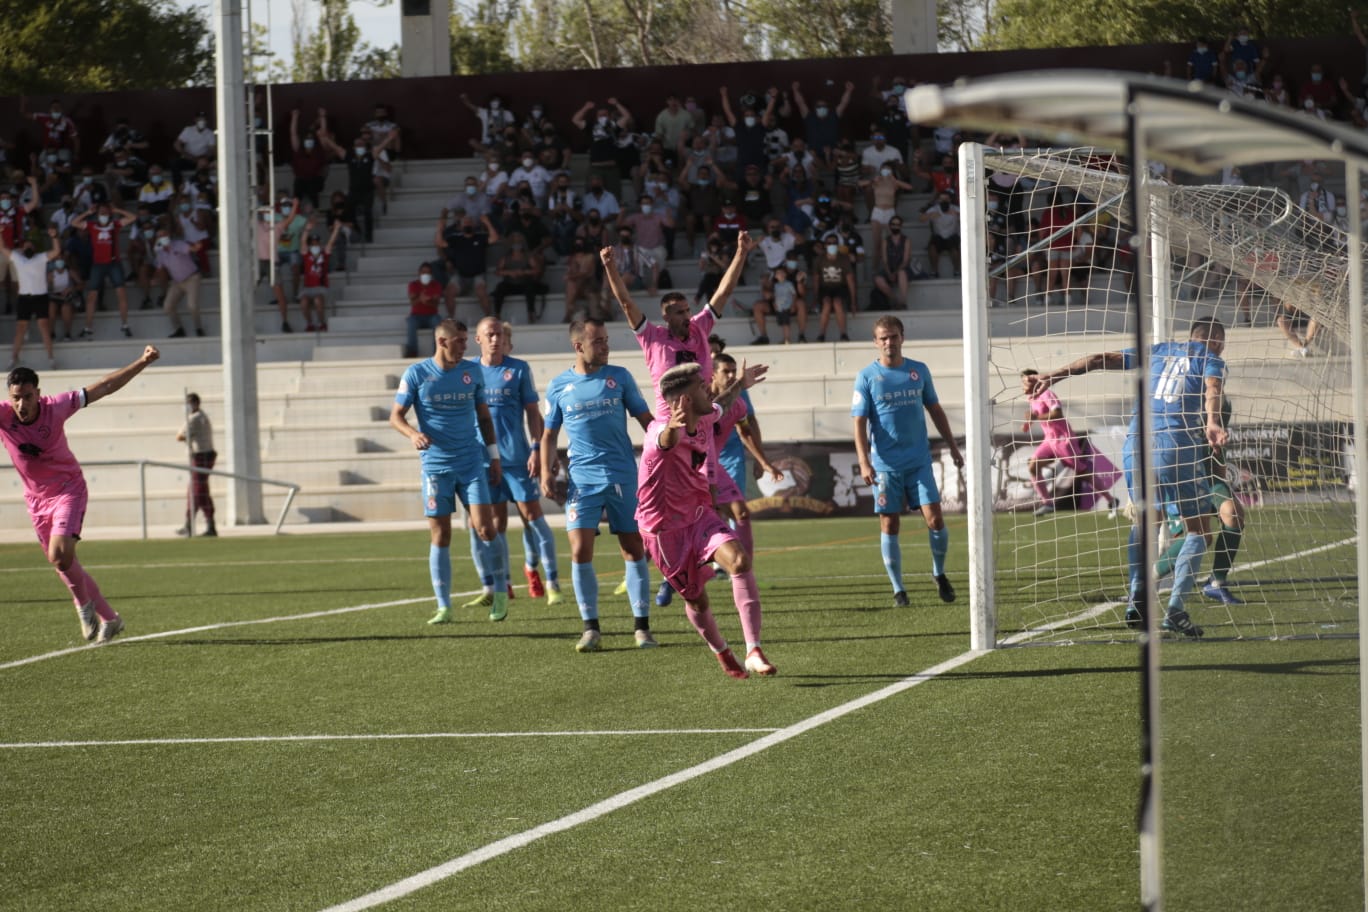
[318,647,990,912]
[0,728,782,750]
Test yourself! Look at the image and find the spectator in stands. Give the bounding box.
[521,101,555,144]
[323,190,355,273]
[434,212,498,318]
[253,196,296,331]
[151,227,205,338]
[460,93,516,155]
[791,80,855,172]
[71,202,137,339]
[4,225,60,369]
[99,117,148,163]
[24,98,79,164]
[720,86,772,177]
[861,164,915,270]
[107,148,146,205]
[33,149,72,204]
[752,256,805,345]
[874,78,915,160]
[1033,193,1075,302]
[621,195,672,276]
[289,108,330,208]
[695,234,728,307]
[509,152,553,209]
[491,236,548,322]
[1300,174,1336,221]
[72,167,109,211]
[603,225,659,303]
[762,91,792,164]
[573,99,634,198]
[753,219,799,324]
[914,150,958,197]
[182,160,217,210]
[561,237,601,322]
[679,160,723,255]
[831,141,862,215]
[1298,63,1337,113]
[986,194,1026,306]
[861,131,904,183]
[780,137,818,178]
[735,163,773,227]
[0,177,40,313]
[404,262,442,357]
[873,215,915,310]
[138,164,174,217]
[297,221,342,332]
[530,115,573,173]
[835,215,866,275]
[365,103,401,157]
[318,118,382,242]
[1265,73,1291,107]
[812,233,854,342]
[920,191,962,280]
[48,252,82,342]
[172,112,216,184]
[510,205,552,261]
[576,207,612,263]
[1276,301,1320,357]
[127,204,162,311]
[654,94,695,153]
[1225,58,1260,96]
[50,196,78,237]
[931,123,963,158]
[807,192,840,247]
[273,193,309,304]
[780,163,816,237]
[478,151,510,204]
[701,113,738,178]
[546,172,581,257]
[581,176,621,226]
[1222,27,1267,82]
[712,200,747,258]
[1187,38,1219,84]
[173,194,212,278]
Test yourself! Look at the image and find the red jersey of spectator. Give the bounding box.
[408,279,441,316]
[301,250,330,288]
[291,146,328,181]
[0,208,25,248]
[930,170,956,196]
[87,220,122,265]
[1036,206,1075,251]
[34,113,77,150]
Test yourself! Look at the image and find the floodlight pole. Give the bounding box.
[213,0,266,526]
[1126,86,1164,912]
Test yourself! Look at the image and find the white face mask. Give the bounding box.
[419,273,432,284]
[196,119,207,129]
[98,214,111,225]
[521,158,534,169]
[879,167,892,177]
[303,138,316,149]
[640,204,653,214]
[309,245,321,256]
[156,239,170,250]
[489,100,500,110]
[815,106,829,117]
[488,162,499,171]
[531,108,543,119]
[465,185,477,196]
[354,145,367,154]
[744,116,756,127]
[825,244,838,256]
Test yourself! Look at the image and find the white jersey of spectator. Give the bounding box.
[925,203,960,239]
[1300,183,1335,218]
[177,122,217,159]
[10,250,51,295]
[477,106,515,145]
[932,126,959,156]
[781,149,817,174]
[581,188,620,221]
[480,165,509,199]
[509,163,553,204]
[759,233,795,269]
[763,126,790,163]
[365,118,399,150]
[860,143,904,173]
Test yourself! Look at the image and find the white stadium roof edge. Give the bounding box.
[904,69,1368,173]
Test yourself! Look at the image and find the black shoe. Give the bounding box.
[751,334,770,345]
[196,328,206,337]
[175,525,190,537]
[1124,597,1146,630]
[140,296,154,310]
[120,325,132,337]
[281,321,294,333]
[1160,610,1203,638]
[168,327,186,338]
[893,591,909,608]
[203,525,218,538]
[816,334,826,343]
[839,333,850,341]
[797,334,807,343]
[934,574,956,603]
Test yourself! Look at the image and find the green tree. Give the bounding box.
[288,0,400,83]
[744,0,891,58]
[0,0,211,94]
[450,0,519,74]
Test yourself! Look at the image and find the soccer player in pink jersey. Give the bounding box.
[2,345,161,643]
[1020,368,1121,517]
[600,230,755,418]
[637,362,778,679]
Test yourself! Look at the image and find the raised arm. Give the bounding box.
[571,101,595,131]
[719,86,737,127]
[790,81,810,118]
[289,109,301,152]
[1029,351,1129,393]
[85,346,160,406]
[835,80,856,117]
[600,245,646,327]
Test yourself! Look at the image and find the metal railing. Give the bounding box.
[83,460,300,539]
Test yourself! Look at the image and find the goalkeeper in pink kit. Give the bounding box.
[636,362,776,679]
[1020,368,1121,517]
[2,346,161,643]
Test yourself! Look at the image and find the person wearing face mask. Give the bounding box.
[151,228,206,339]
[1298,63,1336,111]
[174,194,212,277]
[860,160,914,265]
[546,175,582,257]
[32,147,72,206]
[1186,38,1218,85]
[622,195,673,275]
[1221,27,1266,82]
[289,108,330,208]
[137,165,174,216]
[0,177,40,316]
[679,161,724,255]
[508,154,552,208]
[872,216,915,310]
[404,262,444,357]
[71,203,137,338]
[296,221,343,332]
[434,212,500,318]
[106,148,147,205]
[459,92,516,154]
[920,193,961,280]
[581,176,621,227]
[98,116,147,163]
[4,225,61,369]
[572,98,634,198]
[172,110,216,184]
[491,235,549,322]
[652,94,693,154]
[23,98,79,165]
[562,237,602,322]
[811,234,854,342]
[790,79,855,173]
[47,249,81,342]
[364,103,401,158]
[1299,175,1335,220]
[318,122,382,242]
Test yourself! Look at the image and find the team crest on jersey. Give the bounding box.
[851,391,862,407]
[567,507,578,522]
[462,372,472,384]
[605,377,617,389]
[909,369,919,381]
[502,369,513,381]
[397,379,409,395]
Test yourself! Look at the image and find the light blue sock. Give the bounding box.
[928,527,949,577]
[531,516,559,583]
[484,533,508,593]
[1128,526,1142,596]
[879,532,903,592]
[522,525,538,570]
[470,527,492,592]
[572,561,598,621]
[429,545,451,609]
[625,557,651,618]
[1169,534,1207,614]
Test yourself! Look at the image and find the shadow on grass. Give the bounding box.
[937,655,1358,682]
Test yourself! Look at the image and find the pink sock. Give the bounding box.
[59,559,116,621]
[1031,478,1052,504]
[684,604,727,652]
[731,570,762,649]
[733,519,754,558]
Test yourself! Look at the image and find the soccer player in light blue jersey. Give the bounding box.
[390,319,508,625]
[1030,317,1228,638]
[852,315,965,608]
[540,318,658,652]
[462,317,563,609]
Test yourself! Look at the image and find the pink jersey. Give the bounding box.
[1,390,87,503]
[1029,388,1074,440]
[634,306,716,417]
[636,406,719,533]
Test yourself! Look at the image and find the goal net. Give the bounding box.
[962,144,1362,646]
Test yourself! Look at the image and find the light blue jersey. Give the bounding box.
[851,358,940,472]
[544,364,649,487]
[478,356,539,467]
[395,357,485,475]
[1123,340,1227,441]
[718,389,754,484]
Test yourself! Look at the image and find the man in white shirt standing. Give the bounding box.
[173,112,216,184]
[4,226,60,369]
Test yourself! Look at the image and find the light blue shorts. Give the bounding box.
[423,469,493,517]
[873,464,940,514]
[565,479,639,534]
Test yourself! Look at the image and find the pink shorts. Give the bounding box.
[30,488,88,550]
[642,512,736,602]
[1032,436,1086,466]
[714,469,744,506]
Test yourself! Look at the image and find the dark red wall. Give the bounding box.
[1,35,1358,168]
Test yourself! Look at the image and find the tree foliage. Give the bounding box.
[0,0,211,94]
[977,0,1353,50]
[450,0,519,74]
[288,0,401,83]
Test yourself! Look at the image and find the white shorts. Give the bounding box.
[870,207,897,225]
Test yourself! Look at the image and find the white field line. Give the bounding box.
[1006,534,1360,644]
[0,729,781,750]
[317,648,990,912]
